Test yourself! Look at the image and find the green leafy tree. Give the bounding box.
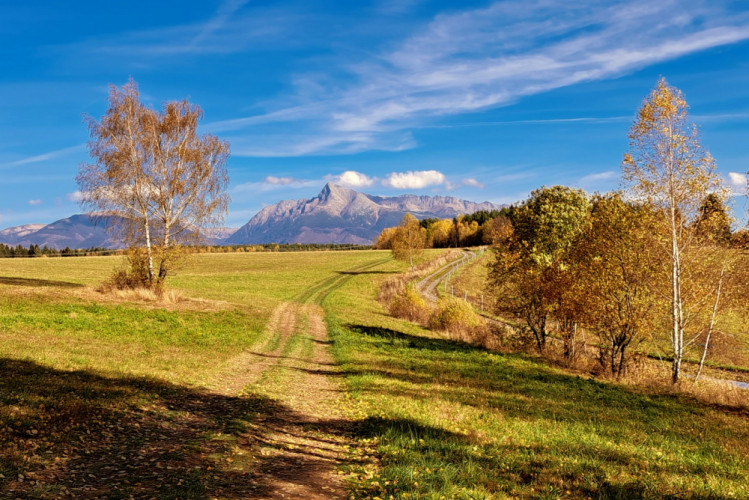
[489,186,589,353]
[694,193,732,244]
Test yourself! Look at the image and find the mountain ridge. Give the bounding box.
[0,184,503,248]
[227,183,503,245]
[0,215,237,250]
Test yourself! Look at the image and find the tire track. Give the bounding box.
[211,255,391,498]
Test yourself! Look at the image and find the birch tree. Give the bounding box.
[78,79,230,288]
[622,78,724,383]
[391,214,427,272]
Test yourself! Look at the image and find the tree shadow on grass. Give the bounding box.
[0,276,84,288]
[345,323,485,354]
[335,270,397,276]
[346,323,700,423]
[0,358,358,499]
[348,414,671,499]
[340,323,749,498]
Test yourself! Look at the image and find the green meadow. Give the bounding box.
[0,251,747,498]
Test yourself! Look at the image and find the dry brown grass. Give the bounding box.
[536,343,749,411]
[90,287,231,312]
[616,359,749,410]
[0,282,231,313]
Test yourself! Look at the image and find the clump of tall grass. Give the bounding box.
[97,248,155,292]
[109,287,185,304]
[96,250,185,304]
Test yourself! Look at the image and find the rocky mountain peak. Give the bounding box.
[227,184,503,245]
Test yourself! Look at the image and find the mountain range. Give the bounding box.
[227,183,502,245]
[0,184,503,248]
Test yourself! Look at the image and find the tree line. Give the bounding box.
[488,187,744,379]
[0,242,373,259]
[374,208,516,251]
[0,243,116,258]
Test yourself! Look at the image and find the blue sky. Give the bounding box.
[1,0,748,228]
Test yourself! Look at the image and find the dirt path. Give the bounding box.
[248,303,351,499]
[208,301,350,498]
[213,301,298,397]
[207,259,391,498]
[416,250,519,333]
[416,250,473,301]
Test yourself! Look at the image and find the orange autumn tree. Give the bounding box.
[78,79,230,289]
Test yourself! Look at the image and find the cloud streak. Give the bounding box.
[221,0,749,156]
[3,144,85,168]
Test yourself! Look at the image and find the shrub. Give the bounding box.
[98,248,157,293]
[429,296,484,340]
[388,285,431,324]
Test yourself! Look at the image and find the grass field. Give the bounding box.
[1,251,748,498]
[324,254,749,499]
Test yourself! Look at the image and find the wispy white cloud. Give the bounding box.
[580,171,619,183]
[218,0,749,156]
[577,170,620,191]
[383,169,445,189]
[492,172,538,183]
[3,144,84,168]
[64,3,302,59]
[428,116,632,128]
[228,131,416,157]
[188,0,250,49]
[0,174,70,185]
[462,178,485,189]
[728,171,748,195]
[375,0,426,15]
[264,176,296,185]
[232,176,320,194]
[27,199,42,206]
[693,111,749,123]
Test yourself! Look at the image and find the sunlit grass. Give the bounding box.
[0,251,391,388]
[1,250,747,498]
[324,256,749,499]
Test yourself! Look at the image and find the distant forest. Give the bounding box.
[0,242,372,258]
[0,243,117,258]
